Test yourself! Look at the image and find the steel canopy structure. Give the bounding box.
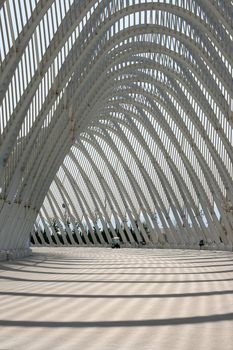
[0,0,233,253]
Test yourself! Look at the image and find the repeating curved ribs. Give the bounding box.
[0,0,233,250]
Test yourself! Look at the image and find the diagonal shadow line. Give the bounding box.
[38,260,233,266]
[0,275,233,283]
[2,262,233,270]
[23,265,233,270]
[1,266,233,275]
[0,290,232,299]
[0,313,232,328]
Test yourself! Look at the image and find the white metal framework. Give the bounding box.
[0,0,233,251]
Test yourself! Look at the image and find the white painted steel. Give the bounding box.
[0,0,232,251]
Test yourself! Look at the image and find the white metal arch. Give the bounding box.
[0,0,232,252]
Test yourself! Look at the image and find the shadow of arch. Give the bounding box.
[0,313,233,328]
[0,290,232,299]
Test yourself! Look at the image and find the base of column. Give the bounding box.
[0,248,32,261]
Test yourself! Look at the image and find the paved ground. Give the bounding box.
[0,247,233,350]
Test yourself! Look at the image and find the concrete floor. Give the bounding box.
[0,247,233,350]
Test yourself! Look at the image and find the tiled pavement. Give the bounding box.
[0,247,232,349]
